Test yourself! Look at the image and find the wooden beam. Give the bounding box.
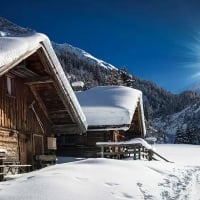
[29,85,51,122]
[11,65,41,78]
[48,109,68,114]
[52,124,79,134]
[0,127,19,134]
[25,79,53,86]
[137,102,144,137]
[49,112,70,119]
[37,48,52,74]
[52,124,77,129]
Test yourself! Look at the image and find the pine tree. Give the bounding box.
[174,127,189,144]
[187,124,199,145]
[119,68,135,87]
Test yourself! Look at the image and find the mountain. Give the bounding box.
[190,82,200,94]
[0,17,34,36]
[53,42,117,70]
[1,17,200,144]
[153,100,200,143]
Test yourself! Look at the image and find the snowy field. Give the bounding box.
[0,144,200,200]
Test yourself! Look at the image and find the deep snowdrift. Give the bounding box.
[0,144,200,200]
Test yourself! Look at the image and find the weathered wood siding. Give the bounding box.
[57,127,142,158]
[0,129,18,159]
[0,74,50,164]
[56,131,111,157]
[86,131,111,146]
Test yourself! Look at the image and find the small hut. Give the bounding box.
[57,86,146,157]
[71,81,84,91]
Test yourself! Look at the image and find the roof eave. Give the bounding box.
[39,43,87,132]
[0,45,41,76]
[87,124,130,132]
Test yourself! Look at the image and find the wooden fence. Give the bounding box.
[96,143,153,161]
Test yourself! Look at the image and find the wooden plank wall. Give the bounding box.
[56,131,111,157]
[86,131,110,146]
[0,129,18,159]
[0,75,50,164]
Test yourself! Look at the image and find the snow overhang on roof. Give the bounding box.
[76,86,146,134]
[0,33,87,132]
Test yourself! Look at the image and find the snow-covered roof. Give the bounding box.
[0,33,87,131]
[76,86,146,133]
[71,81,84,88]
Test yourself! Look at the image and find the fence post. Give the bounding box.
[0,158,4,181]
[148,150,153,161]
[138,146,141,160]
[101,146,104,158]
[142,146,145,159]
[133,145,136,160]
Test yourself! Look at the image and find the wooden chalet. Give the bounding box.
[56,86,146,157]
[0,33,87,169]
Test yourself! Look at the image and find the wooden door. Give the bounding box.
[33,134,44,155]
[19,135,27,164]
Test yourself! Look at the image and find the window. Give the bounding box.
[6,75,15,96]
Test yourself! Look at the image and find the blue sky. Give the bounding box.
[1,0,200,93]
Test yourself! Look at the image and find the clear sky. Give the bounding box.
[1,0,200,93]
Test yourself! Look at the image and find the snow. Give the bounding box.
[152,106,190,143]
[155,144,200,165]
[0,31,7,37]
[194,105,200,113]
[96,138,152,150]
[0,148,7,153]
[145,137,157,144]
[76,86,146,133]
[0,33,87,131]
[153,102,200,143]
[0,34,42,70]
[190,82,200,94]
[0,144,200,200]
[53,42,117,70]
[71,81,84,88]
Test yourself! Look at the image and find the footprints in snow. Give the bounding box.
[105,182,134,199]
[137,182,154,200]
[105,182,120,187]
[74,176,89,182]
[158,167,200,200]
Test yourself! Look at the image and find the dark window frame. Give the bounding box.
[6,74,15,97]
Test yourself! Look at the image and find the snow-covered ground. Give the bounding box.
[0,144,200,200]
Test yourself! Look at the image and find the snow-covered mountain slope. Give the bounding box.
[53,42,117,70]
[152,102,200,143]
[190,82,200,94]
[0,17,34,36]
